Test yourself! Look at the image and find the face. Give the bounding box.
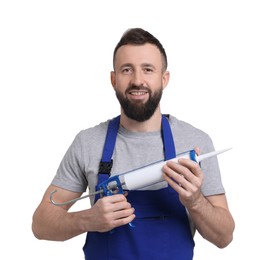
[111,43,169,122]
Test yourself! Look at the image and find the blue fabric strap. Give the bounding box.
[96,116,120,198]
[161,114,176,160]
[101,115,120,163]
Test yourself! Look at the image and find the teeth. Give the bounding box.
[130,91,147,95]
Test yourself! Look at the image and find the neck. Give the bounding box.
[120,108,162,132]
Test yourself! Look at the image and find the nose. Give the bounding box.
[130,70,144,86]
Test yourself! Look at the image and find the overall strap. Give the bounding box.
[97,116,120,188]
[161,114,176,160]
[100,115,121,165]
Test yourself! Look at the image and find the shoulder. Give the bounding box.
[169,115,209,137]
[73,118,114,148]
[168,115,214,153]
[79,119,109,137]
[78,116,119,138]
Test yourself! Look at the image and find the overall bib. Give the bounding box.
[83,115,195,260]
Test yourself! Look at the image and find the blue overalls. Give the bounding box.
[83,115,195,259]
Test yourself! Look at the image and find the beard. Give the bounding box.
[115,84,163,122]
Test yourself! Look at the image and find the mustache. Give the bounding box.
[126,84,151,94]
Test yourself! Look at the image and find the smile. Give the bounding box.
[129,91,148,96]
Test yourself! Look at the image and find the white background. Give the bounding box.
[1,1,274,259]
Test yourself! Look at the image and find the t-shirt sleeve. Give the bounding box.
[200,135,225,196]
[51,133,88,193]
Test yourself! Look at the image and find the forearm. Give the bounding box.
[188,194,235,248]
[32,204,87,241]
[32,193,135,241]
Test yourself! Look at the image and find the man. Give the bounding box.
[32,28,235,259]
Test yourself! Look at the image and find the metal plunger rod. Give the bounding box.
[49,189,103,206]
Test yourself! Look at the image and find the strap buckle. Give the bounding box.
[98,160,113,175]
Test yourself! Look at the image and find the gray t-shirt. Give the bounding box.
[52,115,225,205]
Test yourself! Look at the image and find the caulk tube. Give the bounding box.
[118,148,231,191]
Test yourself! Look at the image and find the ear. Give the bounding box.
[110,71,116,89]
[162,71,170,90]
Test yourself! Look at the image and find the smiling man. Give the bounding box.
[32,28,235,260]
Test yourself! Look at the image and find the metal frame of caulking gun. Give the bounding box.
[50,148,232,206]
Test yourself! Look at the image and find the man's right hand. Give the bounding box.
[87,194,136,232]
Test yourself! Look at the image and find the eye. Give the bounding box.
[121,66,133,74]
[143,67,154,73]
[123,68,130,73]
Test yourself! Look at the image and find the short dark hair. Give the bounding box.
[113,28,168,71]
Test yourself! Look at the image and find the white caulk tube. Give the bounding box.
[118,148,231,190]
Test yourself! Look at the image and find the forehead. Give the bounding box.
[114,43,163,68]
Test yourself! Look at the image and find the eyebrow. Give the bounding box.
[118,63,156,70]
[119,63,132,69]
[142,63,156,69]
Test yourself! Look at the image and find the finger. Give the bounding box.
[163,170,191,195]
[194,146,201,156]
[165,160,197,181]
[112,200,133,212]
[163,161,202,191]
[104,194,127,203]
[113,207,135,220]
[97,195,128,213]
[162,164,193,190]
[162,163,184,181]
[112,212,136,227]
[177,158,202,177]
